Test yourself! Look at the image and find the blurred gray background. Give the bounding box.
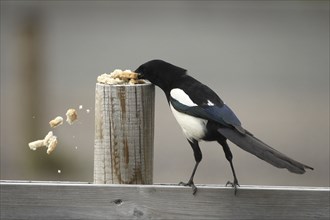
[1,1,329,187]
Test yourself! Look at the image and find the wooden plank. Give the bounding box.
[1,181,329,220]
[94,83,155,184]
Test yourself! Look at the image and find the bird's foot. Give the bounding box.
[179,180,197,195]
[226,179,240,195]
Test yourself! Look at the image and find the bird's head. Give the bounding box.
[135,59,187,91]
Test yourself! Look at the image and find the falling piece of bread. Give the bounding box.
[28,140,45,151]
[49,116,63,128]
[66,108,77,125]
[28,131,58,155]
[46,136,58,155]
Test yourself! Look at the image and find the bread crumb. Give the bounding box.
[43,131,54,145]
[49,116,63,128]
[28,140,45,151]
[129,78,146,85]
[47,136,58,154]
[66,108,77,125]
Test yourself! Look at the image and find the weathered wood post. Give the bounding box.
[94,82,155,184]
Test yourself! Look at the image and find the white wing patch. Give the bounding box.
[170,104,207,141]
[207,100,214,106]
[170,88,197,107]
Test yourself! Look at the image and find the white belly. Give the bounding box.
[170,104,207,141]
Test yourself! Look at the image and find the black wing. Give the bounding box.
[170,74,245,133]
[170,97,244,132]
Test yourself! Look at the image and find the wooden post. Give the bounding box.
[94,82,155,184]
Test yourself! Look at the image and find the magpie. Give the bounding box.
[135,59,313,195]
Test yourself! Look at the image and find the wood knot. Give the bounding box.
[133,208,144,217]
[111,199,123,206]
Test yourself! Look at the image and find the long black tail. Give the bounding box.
[217,127,313,174]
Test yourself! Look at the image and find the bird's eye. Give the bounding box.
[137,72,144,79]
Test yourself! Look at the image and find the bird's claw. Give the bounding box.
[226,180,240,195]
[179,180,197,195]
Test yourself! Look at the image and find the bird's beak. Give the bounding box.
[135,69,144,79]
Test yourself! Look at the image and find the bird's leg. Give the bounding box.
[179,139,202,195]
[218,139,240,195]
[225,160,240,195]
[179,161,199,195]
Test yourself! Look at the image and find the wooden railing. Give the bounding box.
[1,181,329,219]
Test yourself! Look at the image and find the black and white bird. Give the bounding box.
[135,59,313,195]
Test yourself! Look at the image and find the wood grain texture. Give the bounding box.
[1,181,329,220]
[94,83,155,184]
